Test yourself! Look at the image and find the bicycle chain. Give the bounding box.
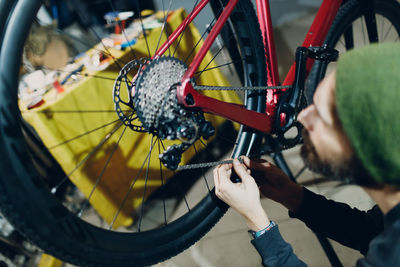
[193,85,291,91]
[176,157,244,170]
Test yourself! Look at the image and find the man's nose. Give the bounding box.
[297,105,315,131]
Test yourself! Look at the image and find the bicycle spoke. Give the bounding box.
[78,123,130,217]
[39,67,121,82]
[154,0,173,56]
[380,15,385,40]
[32,109,130,114]
[194,61,238,75]
[193,144,211,192]
[55,29,94,51]
[158,139,167,225]
[65,121,125,177]
[183,18,217,64]
[338,36,345,48]
[198,139,218,161]
[134,1,151,58]
[107,0,138,61]
[109,136,157,229]
[138,135,155,232]
[183,2,228,65]
[383,22,394,41]
[88,26,125,71]
[174,173,191,211]
[172,0,200,57]
[70,6,126,73]
[361,17,367,44]
[195,33,237,79]
[51,121,125,194]
[48,118,122,150]
[55,29,128,66]
[160,140,190,211]
[214,128,239,146]
[64,4,127,71]
[294,165,308,180]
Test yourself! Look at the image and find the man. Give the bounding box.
[213,43,400,266]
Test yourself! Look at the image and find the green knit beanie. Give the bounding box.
[336,42,400,186]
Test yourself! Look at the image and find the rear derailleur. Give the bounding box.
[156,103,215,170]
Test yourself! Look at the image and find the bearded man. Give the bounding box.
[213,43,400,266]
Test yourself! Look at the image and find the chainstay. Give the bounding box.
[194,85,291,91]
[176,85,294,170]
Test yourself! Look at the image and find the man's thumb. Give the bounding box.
[233,159,251,181]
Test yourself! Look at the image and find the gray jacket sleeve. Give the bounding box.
[251,225,307,267]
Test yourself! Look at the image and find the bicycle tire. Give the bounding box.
[0,0,16,47]
[0,0,266,266]
[306,0,400,101]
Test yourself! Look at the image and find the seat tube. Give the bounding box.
[255,0,280,86]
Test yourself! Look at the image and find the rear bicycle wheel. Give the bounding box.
[0,0,266,266]
[306,0,400,102]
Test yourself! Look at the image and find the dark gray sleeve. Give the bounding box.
[251,225,307,267]
[289,188,383,255]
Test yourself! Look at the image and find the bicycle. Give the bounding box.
[0,0,399,266]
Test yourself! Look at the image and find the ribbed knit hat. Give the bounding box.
[335,42,400,186]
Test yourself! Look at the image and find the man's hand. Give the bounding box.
[214,159,270,231]
[241,156,304,213]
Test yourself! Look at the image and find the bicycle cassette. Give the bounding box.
[133,57,215,170]
[134,57,187,131]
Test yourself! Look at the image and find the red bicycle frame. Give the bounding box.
[154,0,342,133]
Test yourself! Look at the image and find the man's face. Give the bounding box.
[297,71,354,178]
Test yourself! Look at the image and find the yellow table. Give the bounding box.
[23,8,241,228]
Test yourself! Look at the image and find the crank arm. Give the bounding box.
[277,45,338,132]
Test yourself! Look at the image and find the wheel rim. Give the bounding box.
[0,0,265,264]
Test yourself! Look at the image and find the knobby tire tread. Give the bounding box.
[0,0,266,266]
[306,0,400,96]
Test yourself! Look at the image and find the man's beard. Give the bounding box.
[300,129,369,185]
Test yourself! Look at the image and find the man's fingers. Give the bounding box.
[233,159,252,181]
[214,166,231,198]
[218,162,233,171]
[217,164,232,182]
[215,162,235,194]
[213,168,220,194]
[243,156,267,164]
[242,156,271,170]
